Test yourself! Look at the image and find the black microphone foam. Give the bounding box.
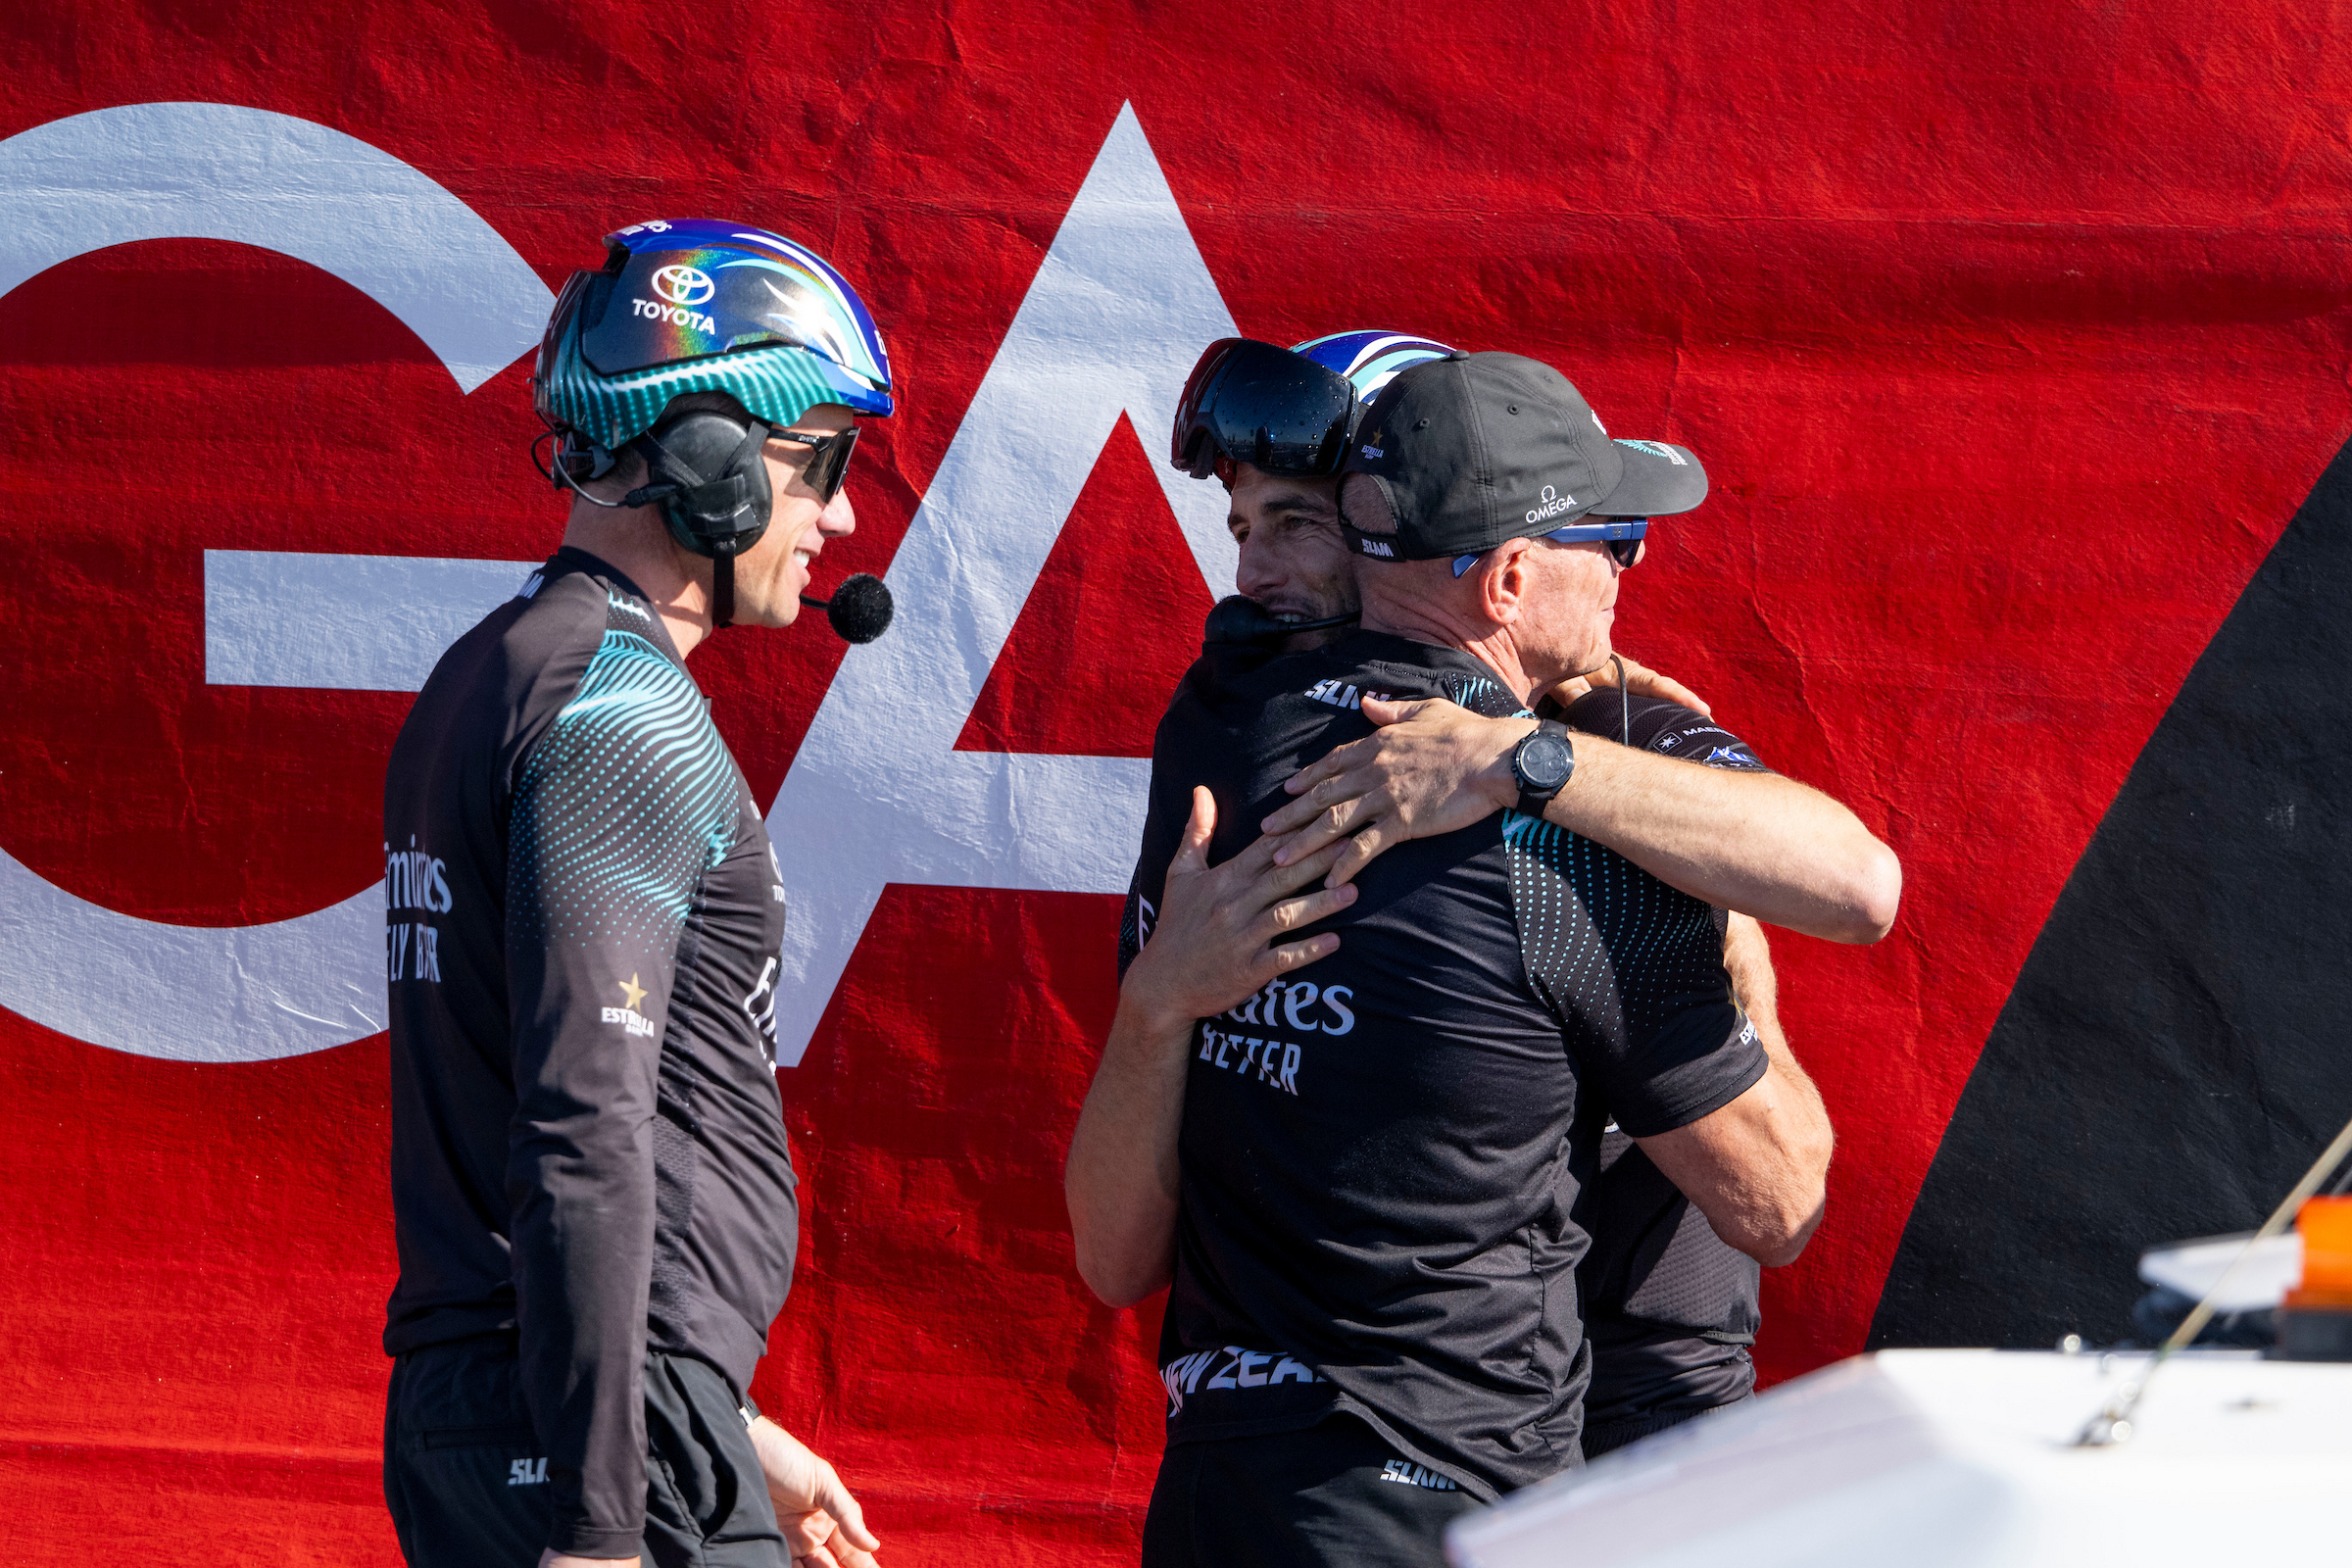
[802,572,894,644]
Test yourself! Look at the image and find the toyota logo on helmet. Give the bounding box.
[652,264,715,306]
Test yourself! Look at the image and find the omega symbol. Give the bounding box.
[652,265,716,306]
[1541,485,1557,503]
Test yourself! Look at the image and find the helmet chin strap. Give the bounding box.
[711,545,736,631]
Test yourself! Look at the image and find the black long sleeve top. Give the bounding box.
[382,548,796,1556]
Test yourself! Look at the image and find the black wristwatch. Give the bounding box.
[1511,719,1576,815]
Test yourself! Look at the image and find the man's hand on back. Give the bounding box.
[1125,787,1358,1029]
[1261,653,1719,885]
[1066,788,1358,1308]
[749,1416,882,1567]
[1261,697,1534,888]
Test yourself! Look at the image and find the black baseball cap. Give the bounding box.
[1339,352,1707,562]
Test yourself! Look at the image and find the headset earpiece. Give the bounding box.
[628,409,776,630]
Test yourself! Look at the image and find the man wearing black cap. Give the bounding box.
[1067,351,1896,1564]
[1165,333,1807,1456]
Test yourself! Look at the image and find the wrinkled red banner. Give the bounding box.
[5,3,2351,1562]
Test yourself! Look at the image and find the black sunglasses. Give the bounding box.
[770,425,859,505]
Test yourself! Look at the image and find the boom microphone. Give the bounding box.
[1202,594,1360,647]
[800,573,894,644]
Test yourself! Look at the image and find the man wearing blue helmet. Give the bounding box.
[1071,338,1887,1565]
[1207,332,1705,713]
[380,220,892,1568]
[1198,332,1448,653]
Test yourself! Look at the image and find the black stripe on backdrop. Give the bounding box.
[1870,436,2352,1350]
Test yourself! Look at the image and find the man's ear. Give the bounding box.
[1476,539,1532,624]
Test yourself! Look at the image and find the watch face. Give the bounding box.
[1519,733,1574,792]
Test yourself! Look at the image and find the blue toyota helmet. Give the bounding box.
[1291,330,1457,406]
[533,218,893,456]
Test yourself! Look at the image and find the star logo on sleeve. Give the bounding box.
[602,973,658,1038]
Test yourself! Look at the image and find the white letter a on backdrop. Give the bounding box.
[763,103,1239,1066]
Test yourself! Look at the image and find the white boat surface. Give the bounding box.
[1446,1348,2352,1568]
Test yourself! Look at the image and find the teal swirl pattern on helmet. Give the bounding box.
[540,307,871,452]
[534,218,892,453]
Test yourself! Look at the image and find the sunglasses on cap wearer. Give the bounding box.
[1169,338,1361,480]
[1450,518,1647,577]
[770,425,858,506]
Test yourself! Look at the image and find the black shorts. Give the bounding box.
[1582,1393,1753,1460]
[382,1335,788,1568]
[1142,1415,1480,1568]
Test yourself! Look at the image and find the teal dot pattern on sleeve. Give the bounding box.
[509,591,742,955]
[1435,662,1730,1052]
[1501,809,1725,1049]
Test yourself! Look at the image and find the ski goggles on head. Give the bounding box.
[1451,518,1647,577]
[1170,337,1360,481]
[770,424,858,505]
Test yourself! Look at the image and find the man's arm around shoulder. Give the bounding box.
[1265,694,1901,944]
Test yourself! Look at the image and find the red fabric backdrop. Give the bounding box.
[4,3,2351,1562]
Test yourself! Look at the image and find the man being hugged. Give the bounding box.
[1067,350,1897,1564]
[381,220,890,1568]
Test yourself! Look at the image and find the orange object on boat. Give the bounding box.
[2282,1196,2352,1309]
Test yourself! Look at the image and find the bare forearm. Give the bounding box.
[1269,699,1896,942]
[1690,914,1832,1261]
[1722,911,1778,1029]
[1739,1033,1830,1262]
[1747,1000,1824,1136]
[1065,991,1194,1307]
[1545,737,1900,943]
[1636,1058,1832,1267]
[1638,915,1832,1264]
